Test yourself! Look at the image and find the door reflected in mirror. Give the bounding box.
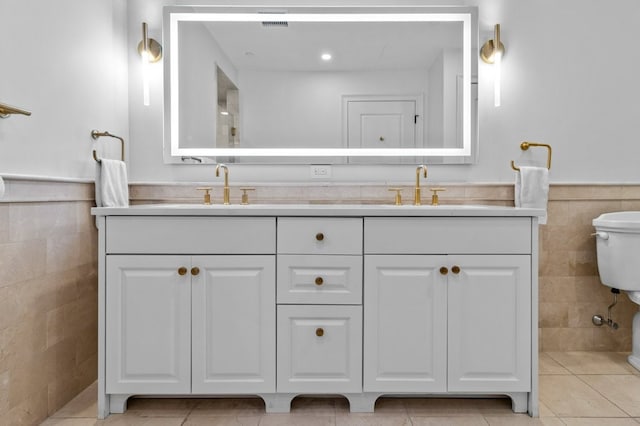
[164,6,478,164]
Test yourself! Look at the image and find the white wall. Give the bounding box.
[5,0,636,183]
[125,0,640,184]
[0,0,128,180]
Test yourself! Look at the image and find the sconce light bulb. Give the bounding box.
[220,111,229,116]
[141,50,152,62]
[142,53,150,106]
[494,49,502,107]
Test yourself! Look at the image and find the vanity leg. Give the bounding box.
[344,393,380,413]
[528,390,539,417]
[109,394,132,414]
[261,393,296,413]
[507,392,528,413]
[97,392,109,419]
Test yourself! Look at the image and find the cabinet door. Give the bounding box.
[192,255,276,393]
[447,255,531,392]
[106,255,191,394]
[277,305,362,393]
[364,255,447,392]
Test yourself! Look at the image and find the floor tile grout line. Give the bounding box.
[180,404,196,426]
[574,372,635,418]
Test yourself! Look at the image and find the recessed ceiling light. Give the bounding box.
[321,53,332,61]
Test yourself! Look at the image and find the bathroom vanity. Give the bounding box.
[92,204,542,418]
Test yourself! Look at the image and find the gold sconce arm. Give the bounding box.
[511,141,552,171]
[137,22,163,63]
[480,24,505,64]
[0,102,32,118]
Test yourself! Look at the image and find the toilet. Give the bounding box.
[593,211,640,370]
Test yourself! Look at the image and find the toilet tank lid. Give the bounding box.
[593,211,640,231]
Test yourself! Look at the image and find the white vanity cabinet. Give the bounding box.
[106,254,276,395]
[364,217,534,410]
[102,216,276,412]
[94,206,540,418]
[276,218,363,395]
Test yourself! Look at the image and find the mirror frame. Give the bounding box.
[163,6,478,162]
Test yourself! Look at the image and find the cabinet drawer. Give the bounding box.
[277,218,362,255]
[277,255,362,304]
[106,216,276,254]
[277,305,362,393]
[364,217,531,254]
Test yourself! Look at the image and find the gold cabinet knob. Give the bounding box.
[178,267,188,276]
[451,265,461,274]
[191,267,200,276]
[439,267,448,275]
[316,328,324,337]
[315,276,324,286]
[315,232,325,241]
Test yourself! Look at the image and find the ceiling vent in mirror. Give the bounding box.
[261,20,288,28]
[259,11,288,28]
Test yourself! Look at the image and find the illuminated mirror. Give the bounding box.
[163,6,478,163]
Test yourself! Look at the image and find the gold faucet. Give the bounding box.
[414,165,428,205]
[215,163,230,205]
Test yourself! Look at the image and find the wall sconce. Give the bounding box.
[480,24,505,107]
[137,22,163,106]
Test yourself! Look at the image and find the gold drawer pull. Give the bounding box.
[315,232,325,241]
[315,277,324,286]
[191,267,200,276]
[178,267,188,276]
[439,267,448,275]
[451,265,461,274]
[316,328,324,337]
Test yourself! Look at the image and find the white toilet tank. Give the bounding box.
[593,211,640,291]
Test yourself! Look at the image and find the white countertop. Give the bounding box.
[92,204,544,217]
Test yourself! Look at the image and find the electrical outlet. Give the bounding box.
[310,165,332,179]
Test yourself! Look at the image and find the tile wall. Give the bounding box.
[541,185,640,351]
[0,178,98,425]
[1,178,638,425]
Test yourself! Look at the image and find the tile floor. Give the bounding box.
[41,352,640,425]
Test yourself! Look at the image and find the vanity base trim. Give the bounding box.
[101,391,532,416]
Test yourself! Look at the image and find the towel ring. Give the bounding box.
[91,130,125,163]
[511,141,552,171]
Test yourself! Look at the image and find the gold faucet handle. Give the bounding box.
[239,187,256,205]
[429,187,446,206]
[388,187,403,206]
[196,187,213,205]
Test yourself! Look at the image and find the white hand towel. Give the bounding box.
[0,176,5,199]
[95,159,129,207]
[515,166,549,224]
